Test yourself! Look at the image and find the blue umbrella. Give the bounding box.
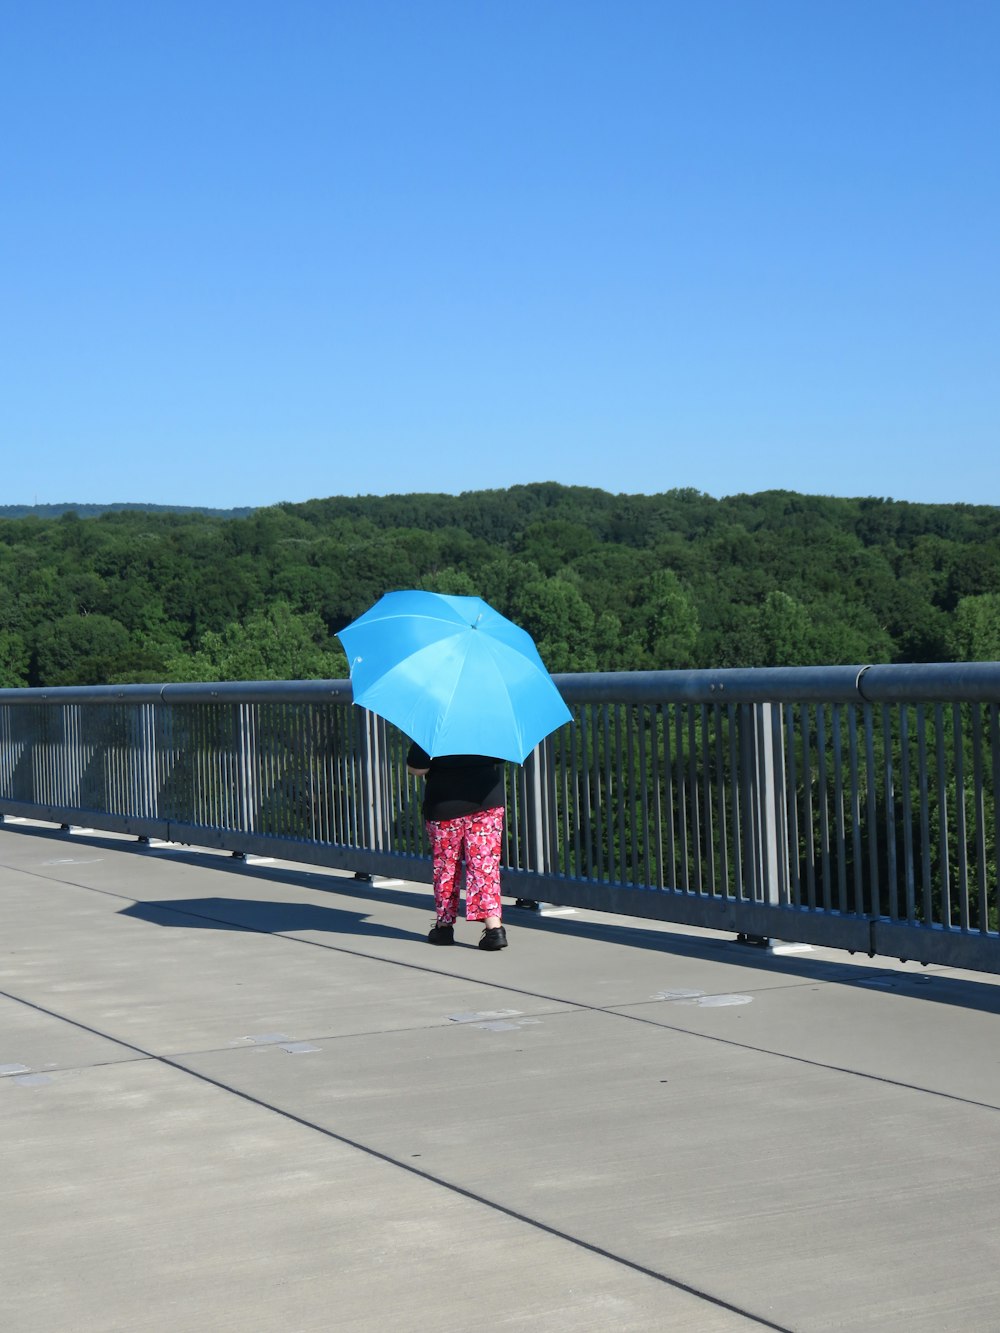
[336,590,572,763]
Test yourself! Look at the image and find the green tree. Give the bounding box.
[417,568,479,597]
[32,613,133,685]
[641,570,700,668]
[593,610,646,671]
[511,576,596,673]
[950,594,1000,661]
[755,591,818,665]
[516,520,599,576]
[172,602,346,682]
[0,630,29,687]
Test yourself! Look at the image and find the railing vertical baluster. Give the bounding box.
[688,705,702,893]
[636,704,650,890]
[712,702,727,898]
[970,705,987,934]
[663,703,677,891]
[863,703,880,917]
[677,702,690,893]
[816,705,831,911]
[990,704,1000,936]
[846,703,864,917]
[597,704,610,884]
[725,702,740,901]
[801,703,816,910]
[625,705,638,885]
[650,704,665,890]
[882,705,899,921]
[613,705,625,885]
[580,705,594,882]
[917,705,933,926]
[831,703,847,914]
[699,703,713,894]
[899,706,916,923]
[953,703,969,932]
[737,702,754,903]
[934,703,951,927]
[789,709,805,906]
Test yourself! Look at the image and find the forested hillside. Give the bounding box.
[2,483,1000,687]
[0,502,253,520]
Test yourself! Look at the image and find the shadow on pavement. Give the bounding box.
[119,896,421,943]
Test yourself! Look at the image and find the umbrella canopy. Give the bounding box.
[336,590,572,763]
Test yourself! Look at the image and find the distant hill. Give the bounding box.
[0,502,256,520]
[2,482,1000,688]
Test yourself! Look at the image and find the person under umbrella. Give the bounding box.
[405,743,508,950]
[338,591,573,953]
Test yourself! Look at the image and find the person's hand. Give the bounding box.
[407,765,429,778]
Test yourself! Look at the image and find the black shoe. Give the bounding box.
[478,925,508,951]
[427,922,455,945]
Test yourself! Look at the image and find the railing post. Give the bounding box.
[759,701,785,907]
[139,702,159,821]
[739,702,788,940]
[357,709,386,853]
[236,704,258,836]
[515,739,560,910]
[523,742,556,873]
[63,702,82,811]
[739,700,805,950]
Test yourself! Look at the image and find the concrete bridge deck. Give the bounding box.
[2,818,1000,1332]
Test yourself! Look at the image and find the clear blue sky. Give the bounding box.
[2,0,997,510]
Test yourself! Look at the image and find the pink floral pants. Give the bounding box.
[426,807,505,924]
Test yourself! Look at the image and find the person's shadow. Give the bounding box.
[119,896,420,943]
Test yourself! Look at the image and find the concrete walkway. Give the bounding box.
[2,818,1000,1332]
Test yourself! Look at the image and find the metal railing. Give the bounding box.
[1,663,999,973]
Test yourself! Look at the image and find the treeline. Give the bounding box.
[0,502,253,521]
[2,482,1000,688]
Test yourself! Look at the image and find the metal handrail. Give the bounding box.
[4,660,1000,706]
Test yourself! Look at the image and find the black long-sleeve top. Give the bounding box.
[406,742,505,822]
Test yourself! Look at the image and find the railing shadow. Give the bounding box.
[7,819,1000,1015]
